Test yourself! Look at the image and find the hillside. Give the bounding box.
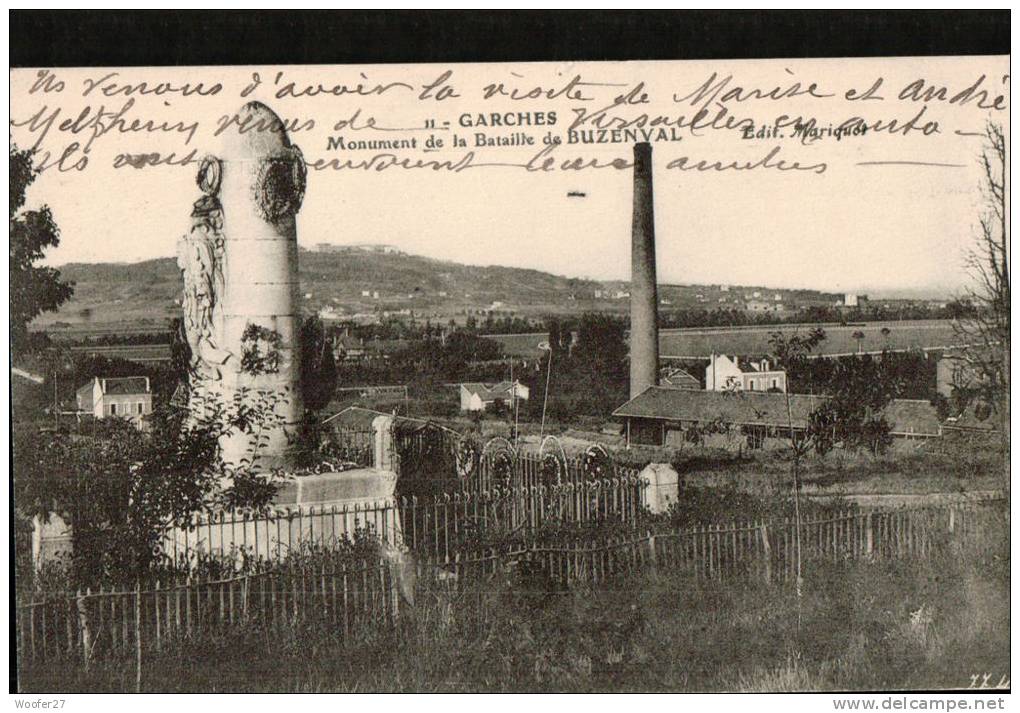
[34,249,844,331]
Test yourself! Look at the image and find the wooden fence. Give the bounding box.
[16,556,402,674]
[443,498,1006,587]
[159,476,648,567]
[17,499,1005,675]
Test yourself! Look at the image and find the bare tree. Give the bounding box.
[955,122,1009,443]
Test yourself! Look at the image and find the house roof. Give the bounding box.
[322,405,438,431]
[322,405,390,430]
[662,367,699,385]
[101,377,150,395]
[321,405,460,440]
[336,335,364,350]
[460,381,517,401]
[612,387,941,437]
[881,399,944,436]
[944,401,999,432]
[169,382,189,409]
[713,354,778,374]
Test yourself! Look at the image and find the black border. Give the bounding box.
[8,10,1011,68]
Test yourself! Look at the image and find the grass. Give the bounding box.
[670,437,1008,499]
[17,513,1009,693]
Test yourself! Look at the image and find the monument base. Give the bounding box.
[274,468,398,507]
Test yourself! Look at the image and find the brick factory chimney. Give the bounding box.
[629,142,659,399]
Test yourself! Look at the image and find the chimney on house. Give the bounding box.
[629,142,660,399]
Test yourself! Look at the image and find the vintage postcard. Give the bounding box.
[9,45,1010,698]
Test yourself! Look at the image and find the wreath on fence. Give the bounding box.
[489,451,514,491]
[456,437,479,479]
[581,445,614,482]
[540,452,564,487]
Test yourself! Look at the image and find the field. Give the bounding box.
[17,506,1009,693]
[658,320,960,358]
[485,320,961,360]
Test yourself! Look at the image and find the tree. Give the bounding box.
[806,355,898,455]
[880,327,891,348]
[300,316,338,413]
[546,318,572,361]
[15,383,286,587]
[954,122,1009,442]
[768,327,827,368]
[168,316,192,385]
[574,313,628,382]
[10,143,74,355]
[768,327,826,393]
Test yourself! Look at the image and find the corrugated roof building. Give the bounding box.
[612,386,941,449]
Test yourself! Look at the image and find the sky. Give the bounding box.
[10,56,1009,298]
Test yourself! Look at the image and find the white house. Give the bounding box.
[75,376,153,422]
[704,354,787,393]
[458,381,530,412]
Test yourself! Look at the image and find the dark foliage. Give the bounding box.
[805,355,898,455]
[521,313,629,422]
[300,316,337,413]
[14,386,286,588]
[10,143,74,355]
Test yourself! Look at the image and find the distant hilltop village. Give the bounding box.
[315,243,405,255]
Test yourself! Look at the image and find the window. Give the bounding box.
[748,381,755,391]
[136,402,144,414]
[772,379,778,389]
[109,403,117,415]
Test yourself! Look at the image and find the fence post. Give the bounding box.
[77,588,92,668]
[645,532,657,572]
[154,580,161,652]
[66,596,75,657]
[760,524,772,585]
[135,579,143,693]
[866,512,874,556]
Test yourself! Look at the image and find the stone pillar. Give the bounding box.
[372,415,396,472]
[179,101,307,468]
[639,463,679,514]
[630,142,659,399]
[32,513,72,570]
[218,102,305,466]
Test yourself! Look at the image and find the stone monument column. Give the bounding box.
[179,101,306,468]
